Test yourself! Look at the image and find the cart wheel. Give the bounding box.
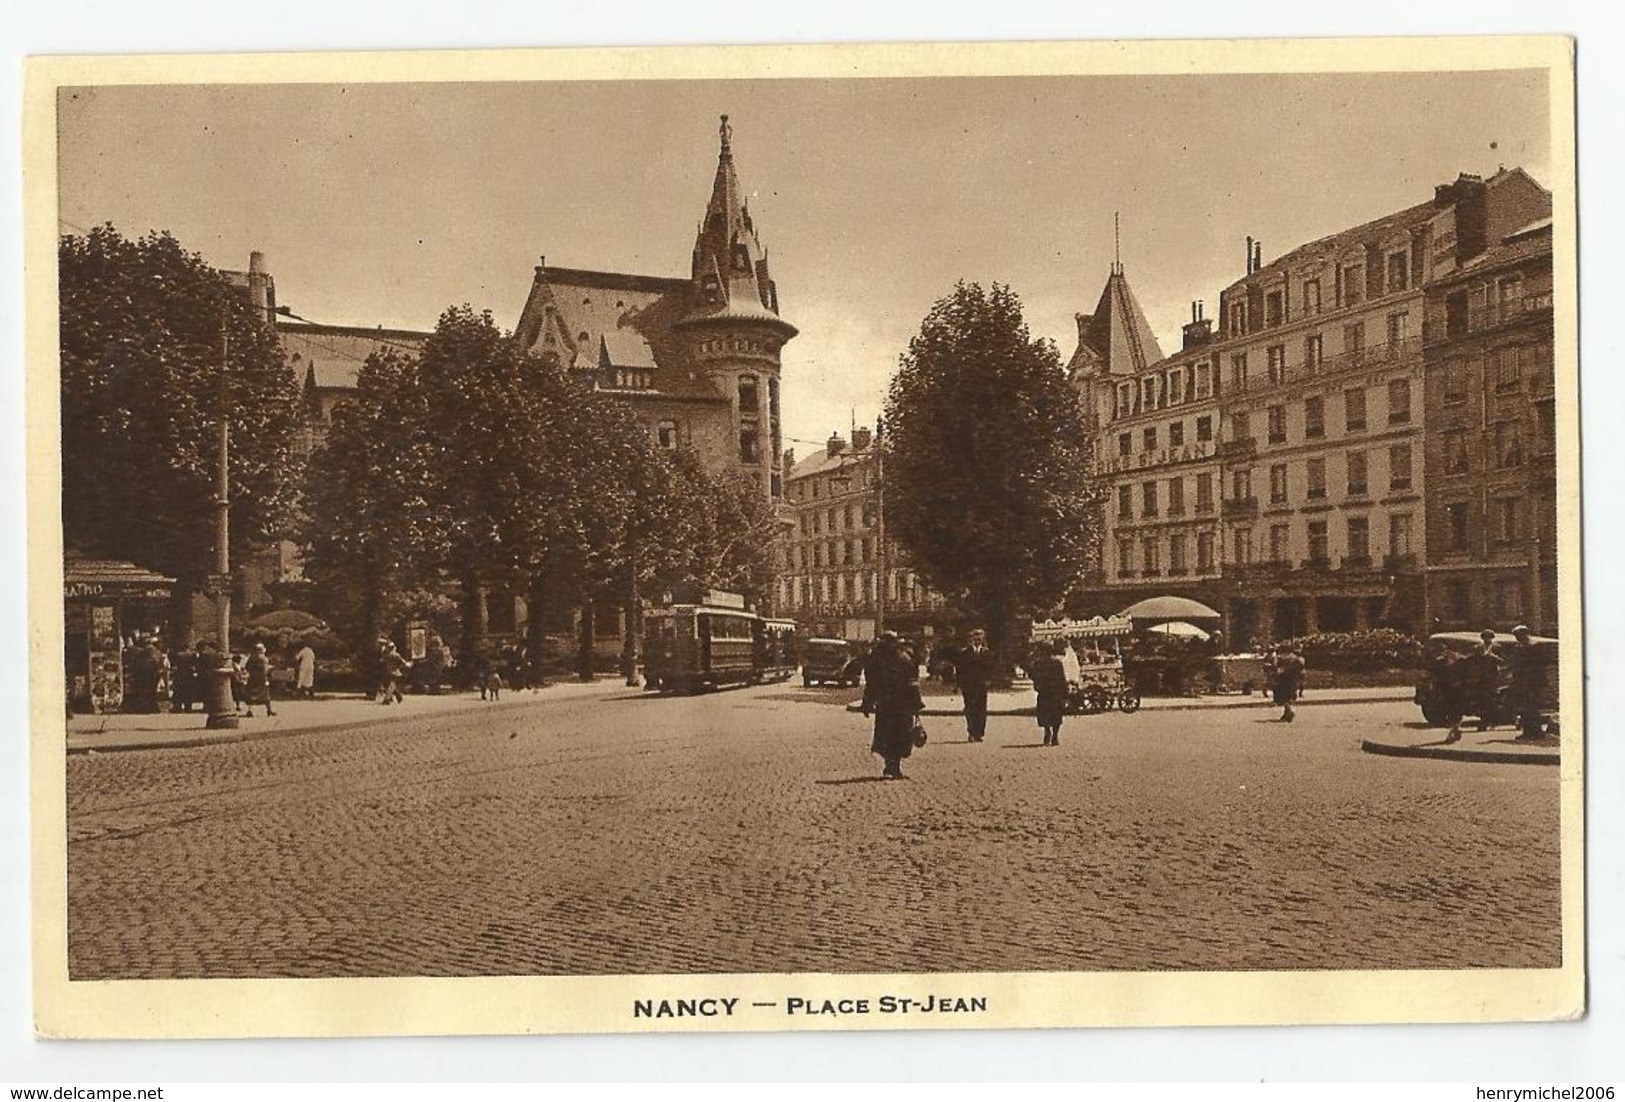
[1117,691,1141,714]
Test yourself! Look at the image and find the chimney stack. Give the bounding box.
[1245,236,1254,274]
[1253,241,1263,273]
[246,251,273,325]
[826,433,846,459]
[1182,300,1214,350]
[852,425,874,452]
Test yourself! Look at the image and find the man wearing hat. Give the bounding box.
[1508,625,1547,741]
[954,628,995,742]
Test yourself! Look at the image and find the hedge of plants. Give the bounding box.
[1273,628,1421,672]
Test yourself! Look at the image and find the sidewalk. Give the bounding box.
[65,678,628,754]
[847,684,1414,718]
[1359,726,1560,765]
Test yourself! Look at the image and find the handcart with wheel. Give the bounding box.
[1030,615,1141,716]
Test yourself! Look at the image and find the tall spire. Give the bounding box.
[686,114,787,323]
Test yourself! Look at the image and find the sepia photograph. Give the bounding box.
[24,36,1583,1040]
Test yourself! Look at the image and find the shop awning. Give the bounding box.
[1031,615,1135,640]
[64,556,176,601]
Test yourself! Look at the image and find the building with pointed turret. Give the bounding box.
[1068,167,1554,651]
[512,115,796,503]
[1068,263,1227,616]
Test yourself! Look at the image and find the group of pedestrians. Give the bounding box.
[117,636,316,716]
[1430,624,1549,743]
[858,626,1071,777]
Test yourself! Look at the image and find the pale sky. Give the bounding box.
[57,71,1550,454]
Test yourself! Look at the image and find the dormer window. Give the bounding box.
[732,243,751,271]
[702,274,721,304]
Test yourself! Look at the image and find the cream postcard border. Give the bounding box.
[24,34,1583,1039]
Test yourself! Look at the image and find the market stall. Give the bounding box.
[63,555,175,714]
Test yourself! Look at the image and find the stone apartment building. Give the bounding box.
[1421,207,1556,634]
[1068,168,1554,648]
[1069,265,1227,616]
[1201,169,1552,647]
[779,427,948,641]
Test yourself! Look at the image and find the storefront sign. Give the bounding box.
[1103,440,1213,474]
[65,581,173,600]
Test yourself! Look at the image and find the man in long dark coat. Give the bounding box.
[955,628,996,743]
[1508,625,1548,740]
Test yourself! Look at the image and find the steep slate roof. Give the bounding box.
[786,444,874,483]
[1236,198,1440,288]
[1235,167,1552,291]
[514,267,729,403]
[1445,218,1554,280]
[279,322,430,391]
[1070,268,1166,377]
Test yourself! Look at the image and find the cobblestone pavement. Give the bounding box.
[64,684,1562,979]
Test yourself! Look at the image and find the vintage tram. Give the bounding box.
[641,600,798,694]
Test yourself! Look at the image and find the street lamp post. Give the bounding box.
[874,416,886,638]
[203,321,238,729]
[623,536,641,687]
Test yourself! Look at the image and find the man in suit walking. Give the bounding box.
[956,628,996,742]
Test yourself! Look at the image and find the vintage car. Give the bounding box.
[801,638,862,687]
[1415,630,1559,728]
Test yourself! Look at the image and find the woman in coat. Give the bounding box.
[1031,638,1071,747]
[859,633,925,780]
[244,642,275,718]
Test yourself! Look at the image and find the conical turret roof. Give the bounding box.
[1071,266,1165,377]
[682,116,793,333]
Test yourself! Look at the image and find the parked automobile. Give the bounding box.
[1415,630,1559,728]
[802,638,862,687]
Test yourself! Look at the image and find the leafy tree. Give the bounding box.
[303,301,788,677]
[59,226,301,615]
[884,282,1099,670]
[300,346,446,652]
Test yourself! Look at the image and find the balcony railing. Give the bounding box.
[1341,554,1373,571]
[1222,496,1260,519]
[1194,499,1215,515]
[1383,553,1418,572]
[1231,559,1291,580]
[1256,337,1424,387]
[1428,295,1553,344]
[1219,437,1258,461]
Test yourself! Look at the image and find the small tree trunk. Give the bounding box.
[576,599,596,681]
[526,571,550,686]
[461,571,488,670]
[169,580,199,650]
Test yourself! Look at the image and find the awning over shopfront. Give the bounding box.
[1030,615,1135,641]
[64,556,176,602]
